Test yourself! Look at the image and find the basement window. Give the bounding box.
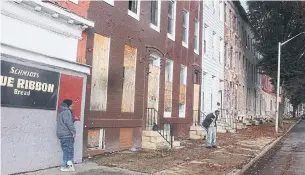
[87,129,105,150]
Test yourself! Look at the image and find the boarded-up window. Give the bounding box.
[121,45,136,112]
[87,129,105,149]
[179,65,187,118]
[120,128,133,150]
[90,34,110,111]
[164,59,173,116]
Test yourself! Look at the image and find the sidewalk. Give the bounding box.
[20,162,147,175]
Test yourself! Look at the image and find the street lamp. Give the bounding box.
[276,32,305,133]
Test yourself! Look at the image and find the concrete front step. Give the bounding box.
[189,126,206,140]
[142,130,180,150]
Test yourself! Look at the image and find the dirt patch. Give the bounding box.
[92,121,296,175]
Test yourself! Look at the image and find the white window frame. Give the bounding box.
[219,1,224,22]
[182,9,189,48]
[69,0,79,4]
[128,0,141,21]
[179,103,186,118]
[103,0,114,6]
[165,59,173,82]
[167,0,176,41]
[203,24,208,54]
[180,65,187,85]
[149,55,161,67]
[98,129,105,149]
[150,0,161,33]
[212,31,216,59]
[194,19,199,55]
[220,38,224,64]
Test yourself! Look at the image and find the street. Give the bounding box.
[244,120,305,175]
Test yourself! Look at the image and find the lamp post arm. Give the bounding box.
[281,32,305,46]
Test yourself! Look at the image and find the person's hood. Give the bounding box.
[59,103,70,113]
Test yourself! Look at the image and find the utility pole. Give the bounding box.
[276,32,305,133]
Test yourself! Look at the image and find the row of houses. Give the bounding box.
[1,0,276,174]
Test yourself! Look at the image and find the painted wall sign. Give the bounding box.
[1,60,59,109]
[57,74,83,121]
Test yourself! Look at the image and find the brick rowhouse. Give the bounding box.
[84,0,203,153]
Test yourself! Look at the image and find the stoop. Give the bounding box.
[189,126,206,140]
[142,131,181,150]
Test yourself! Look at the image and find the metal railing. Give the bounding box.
[193,110,206,126]
[146,108,173,148]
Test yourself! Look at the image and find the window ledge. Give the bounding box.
[103,0,114,6]
[167,33,175,41]
[164,112,171,118]
[194,49,199,55]
[182,41,188,48]
[69,0,79,4]
[150,23,160,33]
[128,10,139,21]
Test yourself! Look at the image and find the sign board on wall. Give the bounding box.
[1,60,59,110]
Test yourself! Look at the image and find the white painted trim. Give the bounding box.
[98,129,105,149]
[167,0,176,41]
[150,23,160,33]
[179,104,186,118]
[128,0,140,21]
[182,9,189,48]
[164,112,171,118]
[150,0,161,33]
[194,20,200,54]
[103,0,114,6]
[1,44,91,75]
[23,1,94,27]
[69,0,79,5]
[1,9,81,40]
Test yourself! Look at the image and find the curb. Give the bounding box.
[228,119,302,175]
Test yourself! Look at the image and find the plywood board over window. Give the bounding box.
[121,45,136,112]
[120,128,133,150]
[147,57,160,110]
[90,34,110,111]
[179,84,186,104]
[193,84,200,111]
[164,81,172,113]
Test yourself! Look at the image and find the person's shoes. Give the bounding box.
[212,145,218,148]
[66,161,75,172]
[60,167,69,172]
[206,146,212,149]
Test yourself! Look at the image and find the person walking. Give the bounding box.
[56,99,76,172]
[202,110,220,148]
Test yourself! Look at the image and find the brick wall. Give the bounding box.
[84,0,202,151]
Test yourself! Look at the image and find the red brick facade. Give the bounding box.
[84,1,203,152]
